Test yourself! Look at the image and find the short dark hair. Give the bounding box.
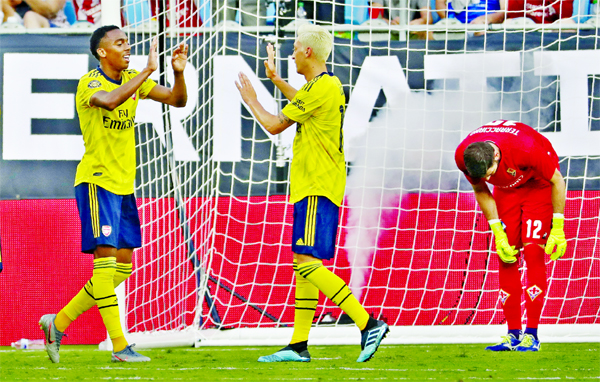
[90,25,120,60]
[464,141,495,178]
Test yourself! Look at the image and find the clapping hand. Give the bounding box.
[264,43,277,80]
[172,41,188,73]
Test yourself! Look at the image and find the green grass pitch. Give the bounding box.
[1,343,599,381]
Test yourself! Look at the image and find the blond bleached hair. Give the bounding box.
[296,23,333,63]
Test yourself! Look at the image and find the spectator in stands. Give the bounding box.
[212,0,267,27]
[435,0,506,27]
[2,0,69,27]
[72,0,101,25]
[2,0,26,25]
[275,0,345,26]
[371,0,438,39]
[504,0,573,24]
[301,0,346,24]
[371,0,433,25]
[23,0,69,27]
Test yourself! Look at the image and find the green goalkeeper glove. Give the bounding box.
[545,214,567,261]
[489,220,518,264]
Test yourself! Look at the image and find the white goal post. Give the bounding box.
[99,0,600,349]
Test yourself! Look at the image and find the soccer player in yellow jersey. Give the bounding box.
[236,24,389,363]
[39,25,188,363]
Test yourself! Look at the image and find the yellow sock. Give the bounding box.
[298,260,370,331]
[290,259,319,344]
[57,263,133,333]
[112,336,128,353]
[92,257,127,351]
[114,263,133,286]
[56,280,94,332]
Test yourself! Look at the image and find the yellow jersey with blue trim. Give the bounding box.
[74,67,157,195]
[282,72,346,206]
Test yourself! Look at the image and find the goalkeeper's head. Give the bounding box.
[464,141,496,179]
[296,24,334,63]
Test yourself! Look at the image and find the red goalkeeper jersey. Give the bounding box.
[455,120,559,189]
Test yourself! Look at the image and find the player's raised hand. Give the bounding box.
[490,220,518,264]
[147,37,159,72]
[264,43,277,80]
[172,42,188,73]
[235,72,257,104]
[545,214,567,261]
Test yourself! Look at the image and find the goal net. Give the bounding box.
[104,0,600,348]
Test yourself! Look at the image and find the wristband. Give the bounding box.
[553,213,564,219]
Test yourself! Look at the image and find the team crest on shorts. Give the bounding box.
[499,289,510,305]
[527,285,543,301]
[102,225,112,237]
[507,168,517,177]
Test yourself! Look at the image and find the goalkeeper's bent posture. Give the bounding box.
[455,120,567,352]
[235,24,389,363]
[39,25,188,363]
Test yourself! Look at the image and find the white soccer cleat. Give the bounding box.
[39,314,65,363]
[111,344,151,362]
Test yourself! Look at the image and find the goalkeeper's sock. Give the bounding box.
[524,327,538,340]
[523,244,547,329]
[508,329,522,340]
[56,263,133,333]
[498,260,523,330]
[92,257,127,352]
[298,261,370,331]
[290,260,318,345]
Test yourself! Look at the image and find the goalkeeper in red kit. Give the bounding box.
[455,120,567,352]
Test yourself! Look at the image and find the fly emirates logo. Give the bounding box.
[103,109,135,130]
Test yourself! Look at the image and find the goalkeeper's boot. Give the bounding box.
[485,334,520,351]
[514,334,541,352]
[257,346,311,362]
[39,314,66,363]
[111,344,151,362]
[357,320,389,362]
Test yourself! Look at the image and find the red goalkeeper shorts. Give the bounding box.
[493,181,553,249]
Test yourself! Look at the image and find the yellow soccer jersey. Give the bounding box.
[282,73,346,206]
[74,68,157,195]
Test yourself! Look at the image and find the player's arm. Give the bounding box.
[264,43,297,101]
[90,70,153,111]
[91,38,159,111]
[471,180,518,263]
[146,42,188,108]
[546,168,567,260]
[435,0,447,19]
[471,180,499,221]
[235,72,295,135]
[549,168,566,215]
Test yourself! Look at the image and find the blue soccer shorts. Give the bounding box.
[292,195,340,260]
[75,183,142,254]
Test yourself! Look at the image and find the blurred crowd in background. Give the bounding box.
[0,0,597,39]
